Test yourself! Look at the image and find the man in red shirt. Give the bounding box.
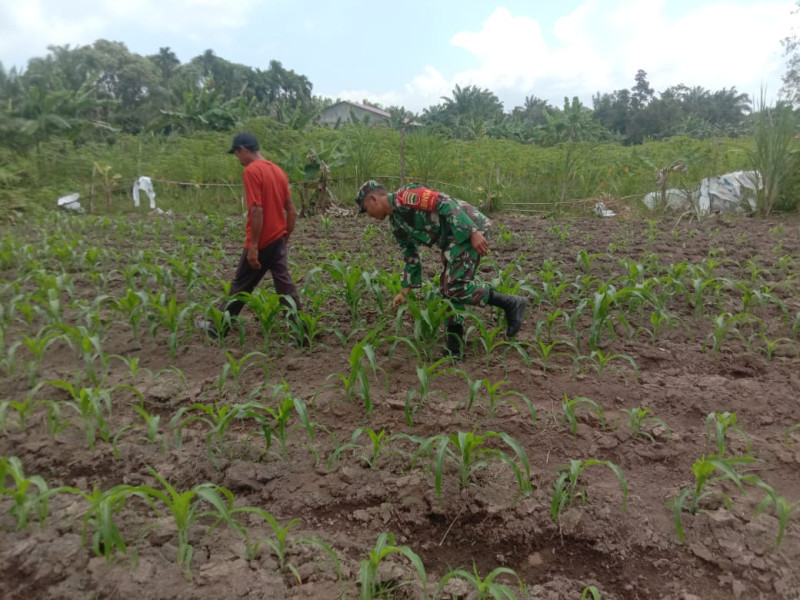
[203,132,303,341]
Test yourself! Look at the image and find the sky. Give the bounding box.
[0,0,796,112]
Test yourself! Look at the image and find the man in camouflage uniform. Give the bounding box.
[355,180,527,359]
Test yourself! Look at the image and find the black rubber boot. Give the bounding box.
[487,290,528,337]
[445,322,465,360]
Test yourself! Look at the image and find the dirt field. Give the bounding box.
[1,209,799,600]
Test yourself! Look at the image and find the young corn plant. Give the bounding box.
[578,349,639,381]
[131,470,242,577]
[706,411,750,457]
[703,312,753,355]
[0,456,82,529]
[42,381,115,450]
[242,289,285,342]
[82,484,140,560]
[463,312,513,367]
[550,459,628,522]
[350,427,393,469]
[397,295,456,360]
[111,288,150,342]
[326,259,367,326]
[232,507,340,582]
[587,285,629,350]
[670,455,757,543]
[622,407,670,442]
[59,324,108,387]
[434,564,522,600]
[257,391,315,461]
[112,404,167,457]
[18,328,64,386]
[434,431,532,497]
[562,395,605,435]
[147,294,196,359]
[0,393,50,433]
[411,356,452,406]
[359,532,427,600]
[479,379,537,424]
[327,335,383,415]
[750,333,795,361]
[752,481,797,547]
[217,350,269,395]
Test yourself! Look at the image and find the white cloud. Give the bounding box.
[381,1,795,110]
[0,0,262,68]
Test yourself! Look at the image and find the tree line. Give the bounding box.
[0,38,795,154]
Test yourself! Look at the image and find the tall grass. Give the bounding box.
[748,92,796,216]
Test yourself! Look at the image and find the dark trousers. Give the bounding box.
[219,236,302,317]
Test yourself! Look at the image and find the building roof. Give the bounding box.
[324,100,391,119]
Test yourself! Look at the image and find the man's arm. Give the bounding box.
[285,193,297,240]
[247,205,263,269]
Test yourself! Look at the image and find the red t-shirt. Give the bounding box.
[243,160,291,249]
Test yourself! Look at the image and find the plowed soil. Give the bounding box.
[1,209,799,600]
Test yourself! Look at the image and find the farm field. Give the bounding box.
[1,208,799,600]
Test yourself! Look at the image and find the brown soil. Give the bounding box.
[1,210,799,600]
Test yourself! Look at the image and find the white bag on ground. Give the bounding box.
[57,193,84,212]
[643,170,761,215]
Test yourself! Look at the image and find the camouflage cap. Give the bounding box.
[355,180,381,213]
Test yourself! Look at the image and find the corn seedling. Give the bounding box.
[258,390,315,460]
[703,312,752,355]
[706,411,750,457]
[434,431,532,497]
[550,459,628,521]
[576,249,601,272]
[238,288,285,341]
[326,259,367,325]
[328,336,382,414]
[350,427,393,469]
[82,484,139,560]
[18,328,63,385]
[580,585,607,600]
[479,379,537,423]
[147,294,196,359]
[218,350,269,395]
[528,335,571,373]
[58,324,108,386]
[587,285,630,350]
[112,404,167,458]
[464,313,510,366]
[233,506,340,581]
[397,296,457,360]
[413,356,452,404]
[579,349,639,381]
[0,393,50,432]
[41,381,117,449]
[131,470,242,577]
[670,455,757,543]
[752,480,796,547]
[750,334,794,361]
[359,532,427,600]
[0,456,81,529]
[434,564,522,600]
[622,407,670,442]
[111,288,150,341]
[562,395,605,435]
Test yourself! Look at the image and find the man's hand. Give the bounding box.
[393,287,413,308]
[247,245,261,269]
[470,231,489,256]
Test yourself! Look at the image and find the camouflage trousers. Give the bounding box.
[440,238,491,323]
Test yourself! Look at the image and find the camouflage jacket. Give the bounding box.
[388,184,491,288]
